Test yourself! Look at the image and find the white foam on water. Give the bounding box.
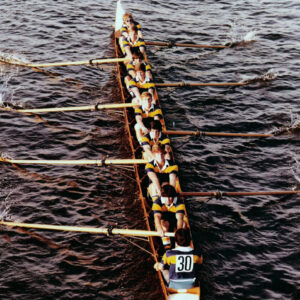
[0,51,29,65]
[291,156,300,184]
[243,30,257,42]
[226,21,257,45]
[0,190,14,221]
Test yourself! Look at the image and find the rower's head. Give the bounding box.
[150,120,162,140]
[152,143,165,163]
[161,183,177,207]
[136,63,146,78]
[123,13,134,26]
[141,92,152,109]
[175,228,191,247]
[132,52,144,64]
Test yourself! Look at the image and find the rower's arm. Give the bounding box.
[135,115,146,129]
[142,144,154,161]
[176,213,185,230]
[131,87,142,103]
[124,47,133,61]
[154,213,164,235]
[169,173,177,188]
[148,171,161,196]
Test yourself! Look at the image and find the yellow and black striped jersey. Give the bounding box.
[121,36,146,54]
[152,196,185,215]
[128,78,155,90]
[145,159,178,184]
[120,21,142,37]
[134,104,162,120]
[126,61,151,73]
[141,132,170,148]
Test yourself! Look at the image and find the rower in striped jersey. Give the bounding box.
[119,15,146,60]
[120,13,143,40]
[141,120,171,161]
[152,184,186,249]
[125,65,156,105]
[134,92,162,142]
[145,144,178,199]
[154,228,203,289]
[126,52,151,80]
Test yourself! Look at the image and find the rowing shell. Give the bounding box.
[114,1,201,299]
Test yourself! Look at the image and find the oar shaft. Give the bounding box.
[17,103,136,113]
[0,221,175,237]
[164,130,273,138]
[180,190,300,197]
[0,158,147,165]
[27,57,127,68]
[155,82,247,87]
[145,41,227,49]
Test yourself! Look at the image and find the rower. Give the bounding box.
[120,23,146,60]
[141,120,171,161]
[145,144,178,199]
[134,92,162,141]
[120,13,143,40]
[126,52,152,80]
[152,184,186,249]
[125,63,156,105]
[154,228,203,289]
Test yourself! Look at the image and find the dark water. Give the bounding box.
[0,0,299,299]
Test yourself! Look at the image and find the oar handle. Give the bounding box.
[0,221,175,237]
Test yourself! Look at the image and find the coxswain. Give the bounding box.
[134,92,162,141]
[141,120,171,161]
[154,228,203,289]
[145,144,178,199]
[152,184,186,249]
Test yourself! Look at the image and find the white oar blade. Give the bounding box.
[115,0,125,32]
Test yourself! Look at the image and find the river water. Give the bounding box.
[0,0,299,299]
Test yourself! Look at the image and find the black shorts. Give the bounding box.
[161,212,176,231]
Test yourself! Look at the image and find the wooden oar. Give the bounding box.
[12,103,136,114]
[0,158,147,166]
[1,57,128,68]
[164,130,274,138]
[180,190,300,198]
[145,40,229,49]
[0,220,175,237]
[155,81,248,88]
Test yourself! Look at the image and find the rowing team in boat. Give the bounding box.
[118,13,203,290]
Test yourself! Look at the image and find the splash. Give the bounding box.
[0,51,29,67]
[226,21,257,47]
[240,69,278,85]
[291,156,300,184]
[272,112,300,136]
[243,30,257,42]
[0,190,13,221]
